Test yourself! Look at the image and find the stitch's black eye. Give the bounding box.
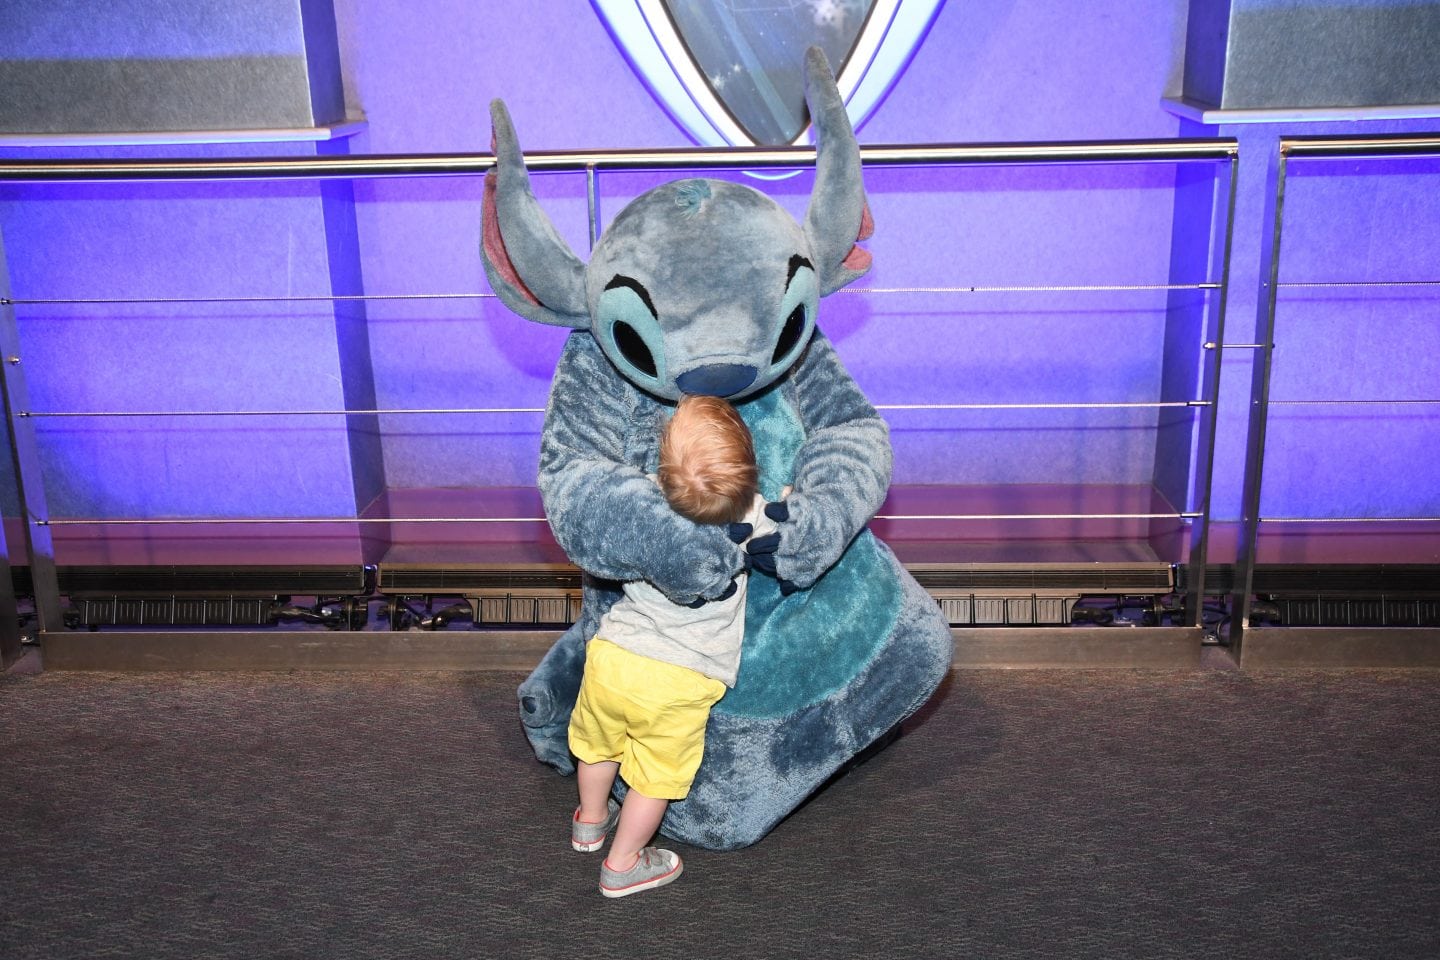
[614,320,658,377]
[772,305,806,365]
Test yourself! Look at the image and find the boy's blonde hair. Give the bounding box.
[658,395,759,525]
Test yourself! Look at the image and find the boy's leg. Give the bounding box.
[604,789,669,871]
[576,759,620,823]
[572,758,623,852]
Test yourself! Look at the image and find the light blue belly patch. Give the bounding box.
[717,388,902,718]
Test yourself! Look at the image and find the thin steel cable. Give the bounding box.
[40,511,1201,526]
[21,407,547,418]
[1259,516,1440,523]
[1269,399,1440,406]
[877,401,1207,410]
[21,401,1204,418]
[839,282,1218,294]
[4,283,1217,306]
[2,293,495,305]
[1278,279,1440,288]
[37,517,549,526]
[874,512,1201,521]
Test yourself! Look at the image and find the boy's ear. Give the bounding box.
[800,47,874,296]
[480,99,590,328]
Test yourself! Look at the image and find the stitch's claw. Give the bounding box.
[684,578,739,609]
[745,532,781,576]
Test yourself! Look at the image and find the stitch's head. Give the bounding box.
[584,178,818,400]
[481,47,872,402]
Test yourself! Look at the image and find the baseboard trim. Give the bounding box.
[1238,627,1440,669]
[39,629,561,672]
[40,626,1207,672]
[951,627,1204,669]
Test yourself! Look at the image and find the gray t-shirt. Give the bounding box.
[595,492,775,688]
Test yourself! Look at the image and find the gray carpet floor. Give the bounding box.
[3,654,1438,959]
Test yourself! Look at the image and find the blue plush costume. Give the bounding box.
[481,48,952,851]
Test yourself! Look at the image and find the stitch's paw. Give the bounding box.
[746,532,780,576]
[764,500,790,523]
[745,532,801,594]
[685,577,739,608]
[726,521,753,544]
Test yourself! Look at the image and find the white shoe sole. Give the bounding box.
[599,857,683,898]
[572,804,619,853]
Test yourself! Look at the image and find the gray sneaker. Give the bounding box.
[599,847,683,898]
[571,799,620,852]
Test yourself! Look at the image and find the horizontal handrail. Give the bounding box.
[1280,134,1440,161]
[0,139,1238,183]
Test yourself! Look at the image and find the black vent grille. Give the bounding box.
[1271,597,1440,627]
[378,567,583,593]
[1188,564,1440,596]
[909,564,1172,593]
[73,596,275,626]
[58,565,372,596]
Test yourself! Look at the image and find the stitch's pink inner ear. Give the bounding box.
[840,202,874,272]
[841,245,873,273]
[482,171,542,306]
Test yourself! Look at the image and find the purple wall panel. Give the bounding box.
[1206,122,1440,537]
[3,0,1436,565]
[862,0,1189,142]
[1,181,363,523]
[1259,157,1440,523]
[335,1,684,154]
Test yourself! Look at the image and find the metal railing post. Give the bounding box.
[0,231,62,639]
[1185,153,1241,628]
[1230,145,1288,658]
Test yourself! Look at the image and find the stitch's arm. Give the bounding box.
[538,335,744,602]
[767,333,891,587]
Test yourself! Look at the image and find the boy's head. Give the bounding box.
[658,395,759,525]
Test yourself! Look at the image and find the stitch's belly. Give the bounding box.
[721,388,902,718]
[720,529,899,717]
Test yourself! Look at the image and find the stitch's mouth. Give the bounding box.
[675,362,757,398]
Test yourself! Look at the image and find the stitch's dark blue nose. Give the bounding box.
[676,363,757,397]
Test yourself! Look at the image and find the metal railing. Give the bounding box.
[1229,133,1440,655]
[1,138,1238,644]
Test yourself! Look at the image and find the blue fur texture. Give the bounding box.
[516,333,952,849]
[493,47,953,850]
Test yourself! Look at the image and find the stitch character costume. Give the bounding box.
[481,47,953,851]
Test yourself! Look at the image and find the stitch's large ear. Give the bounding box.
[801,47,874,296]
[481,99,590,328]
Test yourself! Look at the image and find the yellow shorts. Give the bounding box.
[567,637,727,800]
